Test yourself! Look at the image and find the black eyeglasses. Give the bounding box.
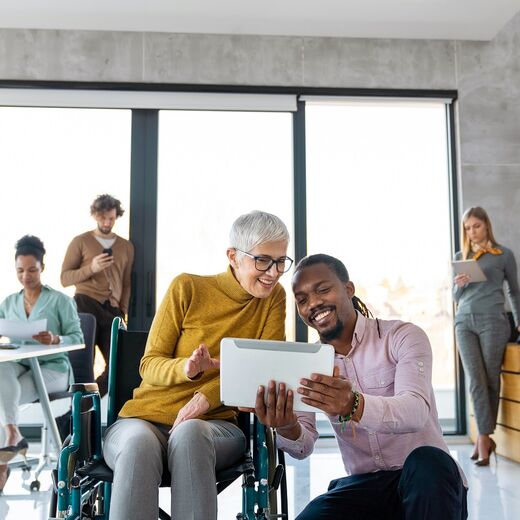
[235,248,294,274]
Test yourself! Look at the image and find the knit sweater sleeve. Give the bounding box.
[61,236,94,287]
[139,275,193,386]
[452,251,466,304]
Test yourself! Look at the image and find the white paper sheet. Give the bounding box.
[0,318,48,340]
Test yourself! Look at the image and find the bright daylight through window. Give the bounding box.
[305,99,456,432]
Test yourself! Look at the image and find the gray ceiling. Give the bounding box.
[1,0,520,40]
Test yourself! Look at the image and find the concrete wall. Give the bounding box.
[1,14,519,254]
[456,13,520,253]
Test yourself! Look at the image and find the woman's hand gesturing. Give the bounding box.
[184,343,220,379]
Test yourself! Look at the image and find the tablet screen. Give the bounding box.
[220,337,335,412]
[452,260,487,283]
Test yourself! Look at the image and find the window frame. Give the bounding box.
[0,80,463,435]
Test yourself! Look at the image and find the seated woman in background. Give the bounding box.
[103,210,291,520]
[0,235,83,493]
[453,206,520,466]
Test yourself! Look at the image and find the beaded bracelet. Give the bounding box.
[338,390,361,433]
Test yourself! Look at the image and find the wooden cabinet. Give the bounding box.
[469,343,520,463]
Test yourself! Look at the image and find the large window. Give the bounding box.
[305,99,456,431]
[0,88,462,435]
[0,106,131,428]
[0,107,132,295]
[157,110,295,338]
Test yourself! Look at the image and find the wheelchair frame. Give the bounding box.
[50,317,287,520]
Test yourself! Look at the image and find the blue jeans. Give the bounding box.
[296,446,467,520]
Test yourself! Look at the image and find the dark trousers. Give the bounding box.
[296,446,467,520]
[74,293,124,397]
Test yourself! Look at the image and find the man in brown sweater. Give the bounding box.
[61,194,134,396]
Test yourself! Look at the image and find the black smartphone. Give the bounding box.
[0,343,20,349]
[102,247,113,257]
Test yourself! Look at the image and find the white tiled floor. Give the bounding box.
[1,439,519,519]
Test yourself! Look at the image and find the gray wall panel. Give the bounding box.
[302,37,456,89]
[143,33,304,85]
[0,29,144,81]
[460,165,520,253]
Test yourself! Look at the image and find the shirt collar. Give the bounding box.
[216,265,254,303]
[351,310,367,350]
[17,284,51,295]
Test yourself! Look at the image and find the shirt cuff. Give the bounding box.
[357,393,385,431]
[276,426,307,456]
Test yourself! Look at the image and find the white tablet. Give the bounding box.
[452,260,487,283]
[220,337,335,413]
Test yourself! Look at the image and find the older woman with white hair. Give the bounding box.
[103,210,292,520]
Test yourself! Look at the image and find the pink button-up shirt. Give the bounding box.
[277,313,466,484]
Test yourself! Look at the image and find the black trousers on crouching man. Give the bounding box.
[296,446,467,520]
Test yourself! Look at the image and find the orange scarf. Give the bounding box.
[472,247,503,261]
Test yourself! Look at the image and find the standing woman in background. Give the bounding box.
[453,206,520,466]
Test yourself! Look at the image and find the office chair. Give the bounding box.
[51,317,287,520]
[19,312,97,492]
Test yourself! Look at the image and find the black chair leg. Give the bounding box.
[48,469,58,517]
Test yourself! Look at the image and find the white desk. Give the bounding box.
[0,343,84,450]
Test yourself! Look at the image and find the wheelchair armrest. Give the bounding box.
[69,383,99,394]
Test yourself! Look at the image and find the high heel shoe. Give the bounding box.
[475,438,497,466]
[470,445,479,460]
[0,467,10,494]
[0,438,29,463]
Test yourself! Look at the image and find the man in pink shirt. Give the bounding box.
[255,254,467,519]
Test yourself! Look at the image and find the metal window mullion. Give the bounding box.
[128,109,158,331]
[293,100,308,343]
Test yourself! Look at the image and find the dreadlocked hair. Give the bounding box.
[352,295,372,319]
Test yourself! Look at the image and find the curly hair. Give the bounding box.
[90,194,125,218]
[15,235,46,264]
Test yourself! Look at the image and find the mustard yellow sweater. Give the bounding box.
[119,266,286,425]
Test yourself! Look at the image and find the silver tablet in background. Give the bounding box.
[452,259,487,283]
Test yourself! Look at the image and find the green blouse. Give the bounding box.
[0,285,84,372]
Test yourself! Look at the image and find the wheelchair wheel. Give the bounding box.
[265,427,278,516]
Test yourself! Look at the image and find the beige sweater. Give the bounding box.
[119,266,286,425]
[61,231,134,314]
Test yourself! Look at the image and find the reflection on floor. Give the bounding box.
[1,439,519,519]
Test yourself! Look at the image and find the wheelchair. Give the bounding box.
[49,317,288,520]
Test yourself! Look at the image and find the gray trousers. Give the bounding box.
[455,313,510,435]
[103,417,246,520]
[0,361,69,425]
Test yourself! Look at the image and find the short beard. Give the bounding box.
[319,318,344,342]
[98,225,112,235]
